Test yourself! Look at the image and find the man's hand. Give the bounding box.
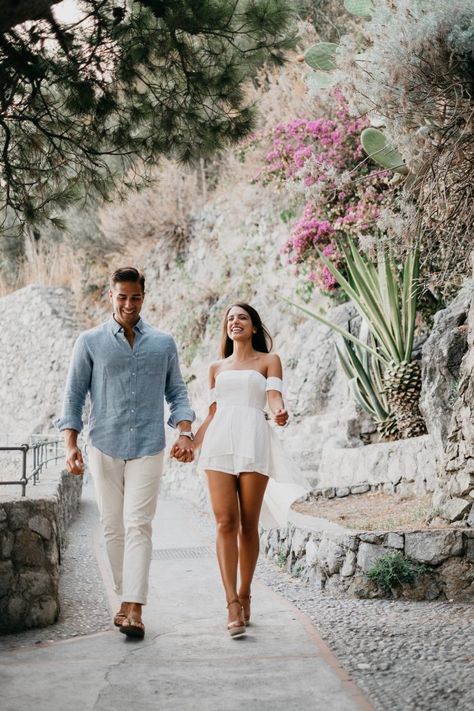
[273,408,289,427]
[170,436,195,463]
[66,446,85,475]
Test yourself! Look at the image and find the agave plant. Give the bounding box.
[285,242,427,439]
[336,336,399,440]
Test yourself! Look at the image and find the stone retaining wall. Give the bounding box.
[0,466,82,634]
[317,434,441,496]
[261,521,474,602]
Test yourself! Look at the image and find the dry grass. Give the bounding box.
[99,159,205,263]
[293,492,437,531]
[0,238,82,294]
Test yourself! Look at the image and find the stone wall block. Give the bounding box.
[357,542,387,573]
[318,535,346,575]
[0,530,14,559]
[8,505,31,531]
[342,535,360,552]
[405,530,463,565]
[305,537,319,566]
[465,536,474,562]
[260,529,270,553]
[44,536,60,567]
[6,596,27,626]
[446,470,474,496]
[341,550,357,577]
[359,532,384,544]
[350,484,370,495]
[0,560,14,597]
[466,507,474,527]
[18,571,55,598]
[397,574,442,602]
[384,532,404,549]
[28,515,52,540]
[12,530,45,568]
[307,565,327,591]
[437,557,474,602]
[24,596,59,628]
[267,528,280,551]
[349,574,381,599]
[0,507,7,531]
[440,497,471,522]
[290,528,310,557]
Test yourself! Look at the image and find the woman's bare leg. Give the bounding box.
[237,472,268,614]
[206,470,243,624]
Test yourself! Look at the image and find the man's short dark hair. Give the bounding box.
[109,267,145,293]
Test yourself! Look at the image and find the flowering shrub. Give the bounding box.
[336,0,474,299]
[255,91,394,296]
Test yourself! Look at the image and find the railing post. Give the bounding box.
[20,444,29,497]
[0,436,63,496]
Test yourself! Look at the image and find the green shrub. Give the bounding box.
[367,551,426,591]
[276,552,288,568]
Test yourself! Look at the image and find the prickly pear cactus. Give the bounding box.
[344,0,374,18]
[304,42,338,72]
[305,72,338,94]
[361,127,407,174]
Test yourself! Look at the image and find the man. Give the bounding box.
[56,267,195,639]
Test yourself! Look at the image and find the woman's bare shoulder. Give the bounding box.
[264,353,282,366]
[264,352,283,376]
[209,358,227,375]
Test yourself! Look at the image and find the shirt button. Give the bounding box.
[130,427,134,431]
[131,391,135,395]
[132,372,135,376]
[131,409,135,413]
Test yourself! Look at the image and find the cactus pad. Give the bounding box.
[344,0,374,18]
[361,127,407,173]
[304,43,338,72]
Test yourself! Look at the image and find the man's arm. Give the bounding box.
[63,428,84,475]
[165,339,195,462]
[55,334,92,475]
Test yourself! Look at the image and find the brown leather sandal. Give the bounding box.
[226,599,246,638]
[113,611,127,628]
[120,617,145,639]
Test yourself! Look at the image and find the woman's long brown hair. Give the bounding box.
[219,303,273,358]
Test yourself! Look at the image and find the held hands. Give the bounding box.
[66,446,85,475]
[170,435,195,463]
[273,408,289,427]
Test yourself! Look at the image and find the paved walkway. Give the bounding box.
[0,482,371,711]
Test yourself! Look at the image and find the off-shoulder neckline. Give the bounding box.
[215,369,267,382]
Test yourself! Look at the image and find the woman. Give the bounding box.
[193,303,294,638]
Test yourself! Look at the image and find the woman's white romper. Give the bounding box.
[198,369,298,482]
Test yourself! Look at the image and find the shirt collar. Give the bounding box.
[109,316,145,335]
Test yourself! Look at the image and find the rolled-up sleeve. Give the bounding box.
[55,334,92,433]
[165,339,195,428]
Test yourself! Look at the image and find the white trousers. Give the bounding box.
[88,445,164,605]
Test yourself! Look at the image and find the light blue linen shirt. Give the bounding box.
[56,317,195,459]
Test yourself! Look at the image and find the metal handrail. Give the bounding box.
[0,437,64,497]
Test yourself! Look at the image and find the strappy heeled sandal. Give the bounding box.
[239,594,252,625]
[226,599,246,638]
